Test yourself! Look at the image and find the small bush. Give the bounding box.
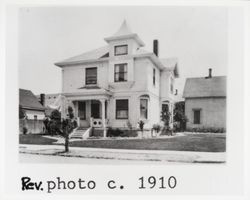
[107,128,137,137]
[23,127,28,134]
[186,127,226,133]
[138,120,145,132]
[152,124,161,133]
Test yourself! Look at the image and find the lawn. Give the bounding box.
[19,133,226,152]
[19,134,57,145]
[70,133,226,152]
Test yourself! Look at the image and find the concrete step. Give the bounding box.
[70,128,88,139]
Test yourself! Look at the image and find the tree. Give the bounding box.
[138,120,145,138]
[174,101,187,131]
[62,106,77,152]
[161,105,172,135]
[49,109,61,135]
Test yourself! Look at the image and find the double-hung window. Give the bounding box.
[116,99,128,119]
[193,109,201,124]
[86,67,97,85]
[140,99,148,119]
[114,63,127,82]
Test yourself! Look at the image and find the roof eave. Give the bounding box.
[183,96,226,99]
[55,57,109,67]
[104,33,145,47]
[21,106,45,111]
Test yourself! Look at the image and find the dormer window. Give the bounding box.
[114,45,128,56]
[86,67,97,85]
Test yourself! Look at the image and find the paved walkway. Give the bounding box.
[19,144,226,164]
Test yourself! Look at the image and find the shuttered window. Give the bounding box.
[116,99,128,119]
[86,67,97,85]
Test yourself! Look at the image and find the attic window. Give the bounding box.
[114,45,128,56]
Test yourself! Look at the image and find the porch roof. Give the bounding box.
[63,89,112,101]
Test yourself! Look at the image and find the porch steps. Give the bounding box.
[70,127,89,139]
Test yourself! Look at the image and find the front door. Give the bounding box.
[78,101,87,127]
[91,100,100,118]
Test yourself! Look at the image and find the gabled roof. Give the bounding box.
[183,76,226,98]
[19,89,45,111]
[55,21,179,76]
[104,20,145,47]
[55,46,109,66]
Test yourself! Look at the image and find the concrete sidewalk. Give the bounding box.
[19,144,226,163]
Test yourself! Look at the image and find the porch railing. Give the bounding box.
[90,117,109,128]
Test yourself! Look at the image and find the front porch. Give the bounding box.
[64,91,111,138]
[73,99,109,137]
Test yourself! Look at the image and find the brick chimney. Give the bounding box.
[40,93,45,106]
[205,68,213,79]
[209,68,212,78]
[153,39,159,57]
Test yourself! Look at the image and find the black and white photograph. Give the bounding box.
[18,6,227,164]
[1,2,249,198]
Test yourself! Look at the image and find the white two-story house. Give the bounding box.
[55,21,179,137]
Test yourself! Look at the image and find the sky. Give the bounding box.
[18,6,228,95]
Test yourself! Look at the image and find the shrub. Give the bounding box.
[152,124,161,133]
[23,127,28,134]
[138,120,145,132]
[126,121,133,130]
[50,109,61,121]
[174,101,187,131]
[107,128,123,137]
[186,127,226,133]
[107,128,138,137]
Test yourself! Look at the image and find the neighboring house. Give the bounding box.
[55,20,179,137]
[183,69,226,130]
[36,93,61,116]
[19,89,45,134]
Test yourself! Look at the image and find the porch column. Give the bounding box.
[100,99,107,137]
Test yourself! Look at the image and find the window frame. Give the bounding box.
[114,44,128,56]
[85,67,97,85]
[114,63,128,82]
[193,109,201,124]
[140,98,148,120]
[116,99,129,119]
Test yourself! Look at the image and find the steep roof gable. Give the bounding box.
[112,20,133,37]
[183,76,226,98]
[19,89,45,110]
[104,20,145,47]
